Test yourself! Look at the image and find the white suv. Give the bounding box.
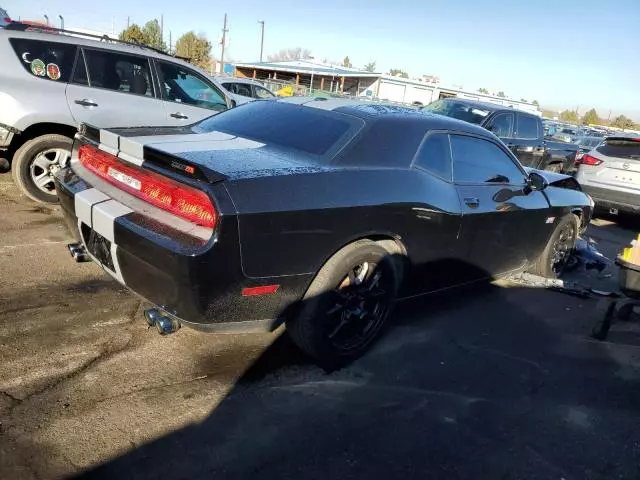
[216,77,276,105]
[0,24,234,202]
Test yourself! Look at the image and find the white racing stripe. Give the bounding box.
[75,188,110,227]
[92,200,133,244]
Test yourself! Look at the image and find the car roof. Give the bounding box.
[278,97,496,138]
[215,76,264,86]
[0,27,198,71]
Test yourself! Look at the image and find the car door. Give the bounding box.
[451,133,550,277]
[66,48,167,128]
[484,111,515,146]
[513,113,545,168]
[156,60,229,125]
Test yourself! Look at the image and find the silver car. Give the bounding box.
[0,7,11,28]
[0,25,233,203]
[216,77,276,105]
[575,136,640,215]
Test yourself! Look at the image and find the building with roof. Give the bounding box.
[233,60,540,115]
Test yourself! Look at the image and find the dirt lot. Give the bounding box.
[2,171,640,479]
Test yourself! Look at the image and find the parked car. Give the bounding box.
[0,23,234,203]
[0,7,11,28]
[575,136,640,215]
[574,136,603,164]
[421,98,578,173]
[215,76,276,105]
[55,98,593,366]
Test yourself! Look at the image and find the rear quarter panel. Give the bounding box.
[224,168,463,279]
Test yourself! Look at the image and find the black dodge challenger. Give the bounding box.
[55,98,594,366]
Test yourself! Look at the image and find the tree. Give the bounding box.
[142,19,166,51]
[267,47,311,62]
[497,91,506,98]
[559,110,579,123]
[477,88,489,94]
[541,109,558,119]
[581,108,600,126]
[363,61,376,72]
[119,24,148,45]
[343,56,352,68]
[532,100,539,106]
[520,98,528,102]
[389,68,408,78]
[175,31,212,69]
[612,114,634,131]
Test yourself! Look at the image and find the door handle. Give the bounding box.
[516,146,534,153]
[170,112,189,119]
[463,197,480,209]
[74,99,98,107]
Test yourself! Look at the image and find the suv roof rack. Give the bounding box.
[4,21,190,61]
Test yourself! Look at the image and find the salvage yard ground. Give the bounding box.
[1,171,640,479]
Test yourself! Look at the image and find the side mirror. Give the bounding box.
[528,172,548,191]
[230,99,237,108]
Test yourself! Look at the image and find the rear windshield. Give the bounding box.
[9,38,77,83]
[422,100,491,125]
[596,139,640,159]
[194,101,362,157]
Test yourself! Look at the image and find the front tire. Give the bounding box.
[287,240,401,368]
[11,134,72,203]
[528,214,579,278]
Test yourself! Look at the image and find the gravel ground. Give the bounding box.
[1,171,640,480]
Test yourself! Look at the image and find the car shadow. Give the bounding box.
[70,254,640,480]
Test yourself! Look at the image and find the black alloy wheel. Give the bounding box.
[550,221,576,276]
[323,260,394,354]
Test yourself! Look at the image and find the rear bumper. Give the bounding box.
[581,184,640,214]
[54,167,310,332]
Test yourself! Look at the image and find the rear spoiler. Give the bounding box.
[78,124,227,184]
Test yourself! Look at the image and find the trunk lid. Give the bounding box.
[582,137,640,190]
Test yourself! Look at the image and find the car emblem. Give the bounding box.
[623,162,631,170]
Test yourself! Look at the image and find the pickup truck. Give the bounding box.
[421,98,578,173]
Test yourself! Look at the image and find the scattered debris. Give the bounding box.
[573,237,612,272]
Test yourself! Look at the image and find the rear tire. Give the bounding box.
[11,134,72,203]
[287,240,401,368]
[528,214,579,278]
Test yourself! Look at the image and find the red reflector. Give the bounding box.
[242,285,280,296]
[577,153,602,166]
[78,144,216,228]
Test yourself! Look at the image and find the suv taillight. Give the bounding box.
[78,144,217,228]
[576,153,602,166]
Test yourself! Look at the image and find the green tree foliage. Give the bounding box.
[520,98,528,102]
[581,108,600,125]
[389,68,409,78]
[477,88,489,94]
[532,100,539,106]
[119,24,147,44]
[142,19,166,51]
[343,56,352,68]
[541,109,557,118]
[497,91,506,98]
[559,110,579,123]
[363,61,376,72]
[175,31,212,69]
[611,114,634,130]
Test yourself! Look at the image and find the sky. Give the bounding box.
[5,0,640,119]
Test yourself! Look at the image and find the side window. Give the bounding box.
[83,49,154,97]
[254,85,275,99]
[222,82,236,94]
[71,50,88,85]
[487,113,514,138]
[8,38,76,83]
[414,133,452,181]
[158,62,227,112]
[451,135,526,185]
[233,83,253,97]
[516,114,539,140]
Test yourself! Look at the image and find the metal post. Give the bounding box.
[310,69,314,94]
[258,21,264,62]
[220,13,228,75]
[43,14,49,26]
[58,15,64,30]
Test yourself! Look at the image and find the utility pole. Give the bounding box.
[58,15,64,30]
[258,20,264,62]
[160,14,164,48]
[169,31,172,55]
[43,14,49,25]
[127,16,130,29]
[219,13,228,74]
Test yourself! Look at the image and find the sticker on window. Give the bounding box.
[46,63,61,81]
[30,59,46,76]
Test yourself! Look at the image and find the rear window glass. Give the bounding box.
[517,114,539,139]
[596,139,640,160]
[194,101,362,157]
[9,38,76,82]
[422,100,490,125]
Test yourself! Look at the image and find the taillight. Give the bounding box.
[577,153,602,166]
[574,150,585,164]
[78,144,216,228]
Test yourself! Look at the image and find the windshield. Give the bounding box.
[422,99,490,124]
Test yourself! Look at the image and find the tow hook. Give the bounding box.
[67,242,91,263]
[144,308,181,335]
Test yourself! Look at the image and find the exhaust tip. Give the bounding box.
[68,243,91,262]
[144,308,180,335]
